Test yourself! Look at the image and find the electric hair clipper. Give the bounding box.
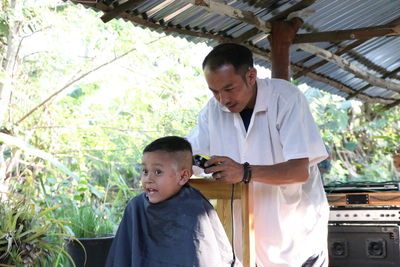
[193,154,211,169]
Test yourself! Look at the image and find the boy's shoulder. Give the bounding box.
[124,192,146,210]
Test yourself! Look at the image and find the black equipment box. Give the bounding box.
[328,225,400,267]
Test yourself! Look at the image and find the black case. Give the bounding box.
[328,224,400,267]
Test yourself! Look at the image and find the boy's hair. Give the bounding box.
[143,136,193,169]
[202,43,254,76]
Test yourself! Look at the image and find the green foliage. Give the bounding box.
[60,200,114,238]
[303,87,400,184]
[0,194,71,266]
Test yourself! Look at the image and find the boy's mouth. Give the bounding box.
[146,188,158,195]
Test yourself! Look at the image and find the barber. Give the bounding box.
[187,43,329,267]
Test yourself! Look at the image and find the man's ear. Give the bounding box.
[246,67,257,86]
[178,168,192,185]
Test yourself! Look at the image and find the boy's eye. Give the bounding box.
[155,170,162,175]
[141,169,148,175]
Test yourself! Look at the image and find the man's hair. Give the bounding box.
[143,136,193,170]
[202,43,254,75]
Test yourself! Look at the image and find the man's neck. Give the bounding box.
[246,83,258,109]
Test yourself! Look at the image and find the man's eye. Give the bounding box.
[155,170,162,175]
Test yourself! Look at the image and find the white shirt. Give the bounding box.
[187,78,329,267]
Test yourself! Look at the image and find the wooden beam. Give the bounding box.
[291,63,397,105]
[182,0,271,33]
[297,43,400,93]
[233,28,261,43]
[292,40,365,79]
[71,0,400,106]
[181,0,400,97]
[293,17,400,79]
[347,64,400,100]
[233,0,316,42]
[269,0,317,22]
[100,0,145,23]
[248,48,397,104]
[294,24,400,43]
[382,99,400,111]
[117,10,398,105]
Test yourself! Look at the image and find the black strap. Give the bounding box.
[242,162,252,184]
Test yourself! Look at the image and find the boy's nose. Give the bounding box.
[142,175,153,183]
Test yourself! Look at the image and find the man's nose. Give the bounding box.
[220,93,230,105]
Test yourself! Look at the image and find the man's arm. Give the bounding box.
[204,156,309,185]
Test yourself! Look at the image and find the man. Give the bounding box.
[187,43,329,267]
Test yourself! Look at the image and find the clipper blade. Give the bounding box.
[193,154,210,169]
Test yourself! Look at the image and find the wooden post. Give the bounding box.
[241,183,255,267]
[269,18,303,80]
[189,179,255,267]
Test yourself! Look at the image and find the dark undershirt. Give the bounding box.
[240,108,253,132]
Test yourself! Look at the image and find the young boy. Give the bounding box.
[106,136,240,267]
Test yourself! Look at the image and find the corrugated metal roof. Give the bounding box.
[71,0,400,107]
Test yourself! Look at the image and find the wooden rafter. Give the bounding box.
[347,64,400,100]
[292,40,365,79]
[184,0,400,97]
[297,43,400,94]
[293,23,400,43]
[74,0,399,105]
[101,0,145,23]
[72,0,400,106]
[250,48,397,104]
[269,0,317,22]
[293,17,400,84]
[291,64,397,105]
[182,0,272,33]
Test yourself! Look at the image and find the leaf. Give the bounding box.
[0,133,81,181]
[339,100,353,110]
[344,142,357,151]
[67,87,84,99]
[371,135,390,140]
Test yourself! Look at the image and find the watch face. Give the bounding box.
[193,154,210,169]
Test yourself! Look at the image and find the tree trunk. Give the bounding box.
[0,0,23,194]
[0,0,22,127]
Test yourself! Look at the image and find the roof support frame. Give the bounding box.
[71,0,400,107]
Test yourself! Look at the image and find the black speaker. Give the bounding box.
[328,225,400,267]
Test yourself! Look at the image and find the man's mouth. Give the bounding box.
[225,103,236,109]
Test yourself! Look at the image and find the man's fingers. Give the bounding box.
[205,155,227,167]
[213,172,222,179]
[204,164,223,174]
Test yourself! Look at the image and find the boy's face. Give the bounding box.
[141,151,189,204]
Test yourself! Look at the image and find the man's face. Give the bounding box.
[141,151,184,204]
[204,64,257,113]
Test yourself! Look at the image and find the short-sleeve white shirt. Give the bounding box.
[187,78,329,267]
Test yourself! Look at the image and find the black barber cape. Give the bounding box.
[105,185,240,267]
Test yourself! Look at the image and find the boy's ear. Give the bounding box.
[178,168,192,185]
